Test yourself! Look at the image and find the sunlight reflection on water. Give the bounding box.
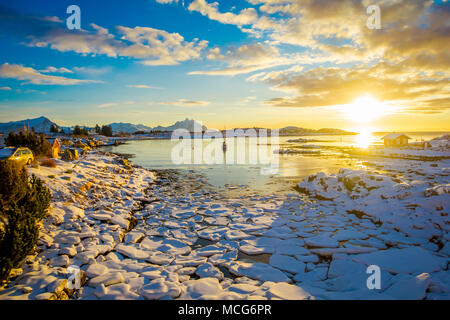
[354,130,377,149]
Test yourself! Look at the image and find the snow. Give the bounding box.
[196,245,226,257]
[383,273,431,300]
[351,247,445,274]
[268,282,314,300]
[305,235,340,248]
[269,254,305,274]
[88,272,124,288]
[228,262,291,282]
[1,149,449,300]
[208,251,238,266]
[180,278,224,300]
[195,263,224,280]
[174,254,208,267]
[146,252,175,265]
[115,244,149,260]
[239,237,277,255]
[140,279,171,300]
[85,263,108,278]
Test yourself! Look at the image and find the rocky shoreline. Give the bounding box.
[0,150,448,300]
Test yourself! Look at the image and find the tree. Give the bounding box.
[0,162,51,282]
[101,125,113,137]
[5,131,51,157]
[72,125,82,135]
[72,125,88,136]
[49,124,58,134]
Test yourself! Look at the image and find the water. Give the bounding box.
[102,132,448,195]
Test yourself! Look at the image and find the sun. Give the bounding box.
[344,94,389,123]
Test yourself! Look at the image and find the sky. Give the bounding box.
[0,0,449,132]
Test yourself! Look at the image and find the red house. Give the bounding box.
[47,138,61,158]
[382,133,411,147]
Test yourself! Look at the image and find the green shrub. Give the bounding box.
[0,161,28,209]
[5,130,52,158]
[0,161,51,282]
[0,205,39,281]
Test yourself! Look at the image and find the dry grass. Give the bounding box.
[40,158,57,168]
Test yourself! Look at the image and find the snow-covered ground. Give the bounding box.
[0,151,448,300]
[372,147,450,160]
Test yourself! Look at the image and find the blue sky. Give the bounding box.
[0,0,449,131]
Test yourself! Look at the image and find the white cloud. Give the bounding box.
[126,84,163,89]
[155,0,179,3]
[189,43,293,76]
[96,101,135,108]
[160,99,210,106]
[28,23,208,66]
[39,66,73,74]
[188,0,259,26]
[0,63,101,85]
[40,16,63,23]
[73,66,112,76]
[238,96,257,104]
[0,86,12,91]
[96,102,119,109]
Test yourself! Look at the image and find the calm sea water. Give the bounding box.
[103,132,448,195]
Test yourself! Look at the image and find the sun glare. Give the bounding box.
[344,94,390,123]
[354,127,376,149]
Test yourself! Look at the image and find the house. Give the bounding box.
[47,138,61,158]
[382,133,411,147]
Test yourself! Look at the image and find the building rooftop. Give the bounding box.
[382,133,412,140]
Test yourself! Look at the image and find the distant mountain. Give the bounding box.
[0,116,57,133]
[0,116,355,137]
[108,119,207,133]
[279,126,357,136]
[108,122,152,133]
[316,128,358,135]
[153,118,207,132]
[279,126,310,135]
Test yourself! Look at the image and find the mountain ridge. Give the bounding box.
[0,116,357,135]
[0,116,57,133]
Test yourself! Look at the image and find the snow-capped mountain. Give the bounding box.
[107,119,206,133]
[153,118,207,132]
[0,116,58,133]
[108,122,153,133]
